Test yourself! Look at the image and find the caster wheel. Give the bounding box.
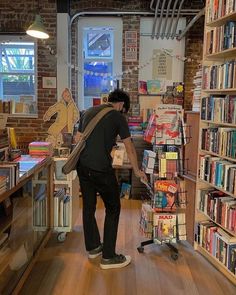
[57,232,66,242]
[171,253,178,261]
[137,246,144,253]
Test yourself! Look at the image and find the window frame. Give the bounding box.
[77,17,123,110]
[0,35,38,118]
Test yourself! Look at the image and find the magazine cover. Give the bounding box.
[153,213,177,243]
[153,180,177,212]
[155,104,183,145]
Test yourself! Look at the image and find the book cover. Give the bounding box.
[155,104,183,145]
[138,80,147,94]
[153,213,177,243]
[153,180,177,212]
[120,182,131,199]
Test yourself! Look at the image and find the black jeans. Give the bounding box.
[77,165,121,259]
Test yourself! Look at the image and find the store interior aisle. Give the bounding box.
[20,198,236,295]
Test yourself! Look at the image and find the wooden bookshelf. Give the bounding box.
[205,47,236,60]
[195,1,236,283]
[196,244,236,285]
[200,149,236,162]
[206,11,236,27]
[202,88,236,94]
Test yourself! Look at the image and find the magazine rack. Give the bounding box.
[137,144,188,261]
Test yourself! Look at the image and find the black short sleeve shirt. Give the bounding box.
[78,104,130,172]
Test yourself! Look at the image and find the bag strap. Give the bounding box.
[82,106,114,139]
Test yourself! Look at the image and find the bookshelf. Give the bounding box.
[0,157,53,294]
[195,0,236,284]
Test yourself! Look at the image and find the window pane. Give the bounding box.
[1,43,34,72]
[2,74,35,97]
[84,62,113,96]
[84,29,113,59]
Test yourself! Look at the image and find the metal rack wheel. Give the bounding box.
[137,246,144,253]
[171,252,178,260]
[57,232,67,242]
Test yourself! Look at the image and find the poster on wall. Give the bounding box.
[152,49,172,80]
[125,31,137,62]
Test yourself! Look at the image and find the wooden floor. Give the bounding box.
[20,198,236,295]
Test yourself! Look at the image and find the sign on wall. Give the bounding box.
[125,31,137,62]
[152,49,173,80]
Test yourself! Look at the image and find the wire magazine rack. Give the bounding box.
[137,144,188,261]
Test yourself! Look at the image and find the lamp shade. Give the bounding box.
[26,14,49,39]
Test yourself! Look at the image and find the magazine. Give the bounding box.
[153,213,177,243]
[153,180,177,212]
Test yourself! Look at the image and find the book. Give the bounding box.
[142,150,156,174]
[153,213,177,243]
[155,104,183,145]
[153,180,177,212]
[120,182,131,199]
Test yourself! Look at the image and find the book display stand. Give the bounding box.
[137,105,189,260]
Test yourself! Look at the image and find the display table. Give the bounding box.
[0,156,53,294]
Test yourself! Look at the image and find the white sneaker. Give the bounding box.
[100,254,131,270]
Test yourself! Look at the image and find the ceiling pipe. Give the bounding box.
[171,0,185,39]
[177,7,205,40]
[166,0,179,39]
[156,0,167,39]
[151,0,161,39]
[161,0,173,39]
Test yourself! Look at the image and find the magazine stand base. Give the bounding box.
[137,239,179,260]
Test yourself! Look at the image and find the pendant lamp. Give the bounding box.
[26,14,49,39]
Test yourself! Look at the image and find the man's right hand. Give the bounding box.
[134,169,148,183]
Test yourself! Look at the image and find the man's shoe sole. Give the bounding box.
[100,255,131,270]
[88,252,102,259]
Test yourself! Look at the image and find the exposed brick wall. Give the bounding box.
[184,16,204,110]
[0,0,204,147]
[0,0,57,147]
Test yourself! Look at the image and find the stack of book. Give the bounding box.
[54,188,70,228]
[128,115,144,137]
[192,67,202,112]
[33,183,47,227]
[195,220,236,274]
[29,142,53,157]
[205,21,236,55]
[201,127,236,158]
[139,203,153,238]
[201,95,236,124]
[0,129,8,149]
[202,62,236,90]
[0,176,7,195]
[198,188,236,233]
[206,0,236,23]
[199,155,236,194]
[0,162,19,189]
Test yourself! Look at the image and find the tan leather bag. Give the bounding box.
[62,106,113,174]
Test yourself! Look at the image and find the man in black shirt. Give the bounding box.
[76,89,147,270]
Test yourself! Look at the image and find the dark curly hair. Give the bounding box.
[108,89,130,113]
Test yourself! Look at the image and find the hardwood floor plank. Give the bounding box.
[20,198,236,295]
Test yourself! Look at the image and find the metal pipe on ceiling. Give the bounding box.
[166,0,179,39]
[156,0,167,39]
[161,0,173,39]
[171,0,185,39]
[151,0,161,39]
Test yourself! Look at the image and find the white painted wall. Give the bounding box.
[139,17,186,83]
[57,13,70,101]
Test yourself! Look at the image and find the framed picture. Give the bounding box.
[42,76,57,89]
[57,147,70,158]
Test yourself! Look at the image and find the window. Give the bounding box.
[78,18,122,110]
[0,36,37,116]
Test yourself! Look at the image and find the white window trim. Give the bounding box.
[77,17,123,110]
[0,35,38,118]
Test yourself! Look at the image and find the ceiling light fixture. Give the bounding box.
[26,0,49,39]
